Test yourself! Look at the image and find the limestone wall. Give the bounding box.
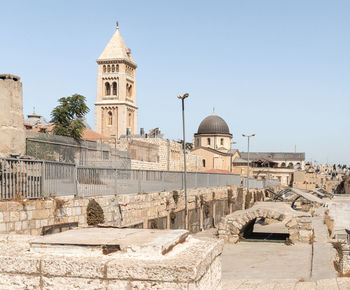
[0,74,25,157]
[115,137,203,172]
[0,185,267,235]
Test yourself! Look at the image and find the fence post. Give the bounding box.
[0,160,3,200]
[41,161,46,197]
[74,165,79,197]
[138,170,141,193]
[114,169,118,195]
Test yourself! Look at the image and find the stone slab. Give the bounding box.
[31,228,188,256]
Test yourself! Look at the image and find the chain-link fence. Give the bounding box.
[0,158,271,200]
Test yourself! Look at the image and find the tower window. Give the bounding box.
[220,138,224,146]
[112,65,115,72]
[107,65,111,72]
[127,84,132,97]
[202,159,206,167]
[207,138,211,146]
[108,111,113,125]
[128,112,132,127]
[112,82,117,95]
[103,65,106,73]
[105,82,111,95]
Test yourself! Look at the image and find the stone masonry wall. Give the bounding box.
[0,185,267,235]
[0,74,25,157]
[116,137,203,172]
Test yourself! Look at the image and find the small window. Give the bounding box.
[108,111,112,125]
[112,82,117,95]
[112,65,115,72]
[103,65,106,73]
[107,65,111,72]
[207,138,211,146]
[220,138,224,146]
[202,159,206,167]
[105,82,111,95]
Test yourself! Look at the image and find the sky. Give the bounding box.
[1,0,349,165]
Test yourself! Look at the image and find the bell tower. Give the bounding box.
[95,22,138,139]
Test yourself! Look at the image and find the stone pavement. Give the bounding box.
[223,278,350,289]
[311,210,338,280]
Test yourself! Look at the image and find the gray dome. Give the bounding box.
[197,115,231,135]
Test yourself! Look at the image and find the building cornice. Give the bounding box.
[96,58,137,69]
[95,101,138,110]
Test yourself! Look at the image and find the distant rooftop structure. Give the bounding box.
[240,152,305,161]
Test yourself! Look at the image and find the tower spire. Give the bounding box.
[212,106,215,115]
[116,21,119,30]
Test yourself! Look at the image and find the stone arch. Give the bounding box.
[218,202,313,244]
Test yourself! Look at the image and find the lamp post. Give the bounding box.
[242,134,255,190]
[178,93,189,230]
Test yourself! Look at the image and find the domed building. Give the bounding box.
[191,112,239,172]
[194,114,232,152]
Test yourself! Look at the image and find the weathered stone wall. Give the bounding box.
[115,137,203,172]
[0,185,267,235]
[0,74,25,157]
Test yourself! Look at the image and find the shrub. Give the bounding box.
[87,199,104,225]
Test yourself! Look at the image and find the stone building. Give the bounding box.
[0,74,25,157]
[95,22,138,139]
[191,112,237,172]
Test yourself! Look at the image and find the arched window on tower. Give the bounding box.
[112,65,115,72]
[126,84,133,98]
[207,138,211,146]
[108,111,113,126]
[220,138,224,146]
[103,65,106,73]
[105,82,111,95]
[116,64,119,72]
[107,65,111,73]
[112,82,117,96]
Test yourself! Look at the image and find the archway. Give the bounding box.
[218,202,313,244]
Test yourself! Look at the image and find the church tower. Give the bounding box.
[95,22,138,139]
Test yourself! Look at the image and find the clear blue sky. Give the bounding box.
[1,1,349,165]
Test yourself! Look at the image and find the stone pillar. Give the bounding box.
[0,74,25,157]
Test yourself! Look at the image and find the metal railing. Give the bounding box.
[0,158,270,200]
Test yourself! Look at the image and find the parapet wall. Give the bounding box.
[0,185,266,235]
[0,74,25,157]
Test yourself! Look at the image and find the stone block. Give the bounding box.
[41,257,106,278]
[0,223,6,233]
[294,281,316,289]
[316,278,339,290]
[20,211,27,221]
[42,277,106,290]
[0,273,40,290]
[9,211,19,222]
[15,221,21,231]
[21,220,29,230]
[0,256,40,274]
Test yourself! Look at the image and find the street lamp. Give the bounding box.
[178,93,189,230]
[242,133,255,190]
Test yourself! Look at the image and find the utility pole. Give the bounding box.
[178,93,189,230]
[242,134,255,190]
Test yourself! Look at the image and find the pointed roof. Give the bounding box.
[97,23,137,67]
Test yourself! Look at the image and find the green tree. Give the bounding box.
[50,94,89,139]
